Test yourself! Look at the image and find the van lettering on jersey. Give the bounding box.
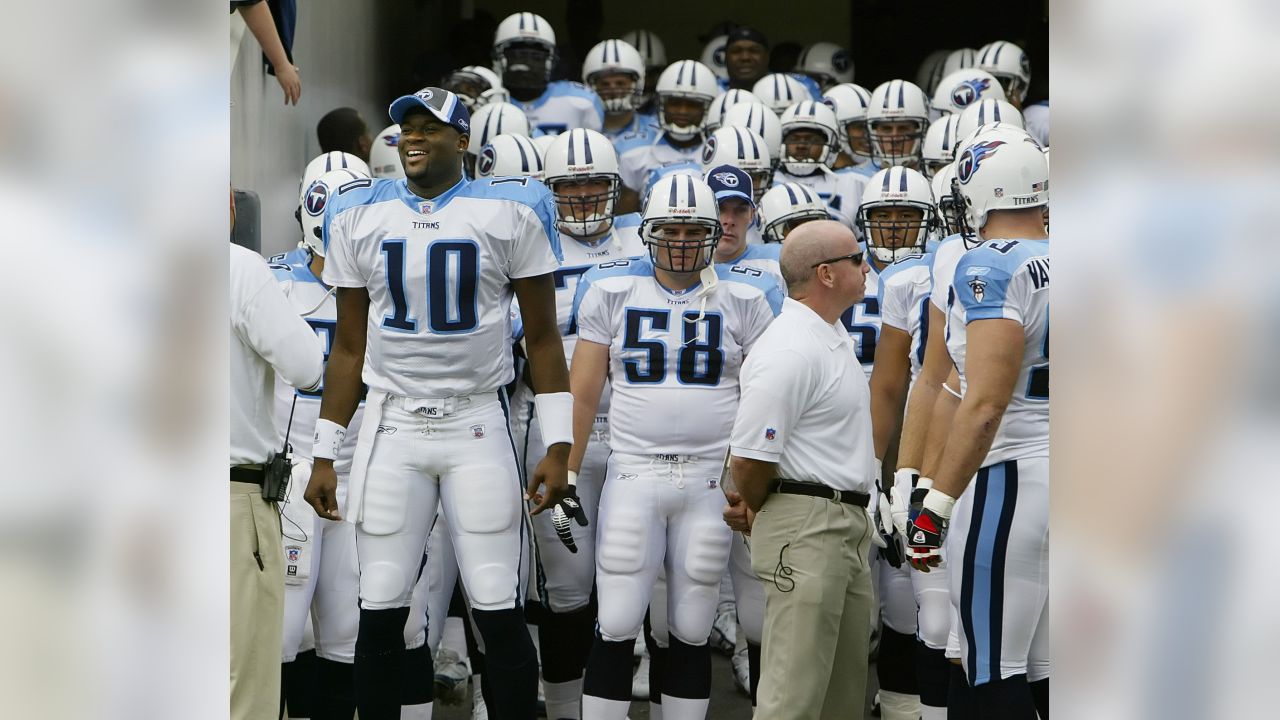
[1026,257,1049,290]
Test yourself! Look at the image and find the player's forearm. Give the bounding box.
[930,396,1006,498]
[238,2,291,70]
[870,368,909,461]
[316,345,363,440]
[896,378,939,471]
[525,333,570,395]
[920,384,961,477]
[730,456,777,513]
[567,365,605,474]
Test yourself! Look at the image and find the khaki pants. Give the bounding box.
[750,492,874,720]
[230,481,284,720]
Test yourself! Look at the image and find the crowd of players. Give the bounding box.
[252,11,1049,720]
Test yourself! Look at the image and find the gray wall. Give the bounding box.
[231,1,392,257]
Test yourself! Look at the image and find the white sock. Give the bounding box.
[660,695,708,720]
[878,689,921,720]
[581,695,630,720]
[400,701,433,720]
[921,704,948,720]
[441,616,467,657]
[543,678,583,719]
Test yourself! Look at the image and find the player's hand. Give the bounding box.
[304,459,342,521]
[526,444,570,516]
[890,468,918,537]
[551,484,589,553]
[276,64,301,105]
[906,484,955,573]
[722,490,754,535]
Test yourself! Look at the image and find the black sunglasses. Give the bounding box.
[811,251,864,269]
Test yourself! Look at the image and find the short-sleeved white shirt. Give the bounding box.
[731,298,875,493]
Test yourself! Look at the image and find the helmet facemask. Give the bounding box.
[857,203,935,264]
[658,94,710,141]
[551,176,621,238]
[781,126,837,176]
[763,210,828,243]
[589,70,641,114]
[444,69,495,111]
[642,220,721,273]
[495,41,553,93]
[841,119,873,164]
[868,118,926,169]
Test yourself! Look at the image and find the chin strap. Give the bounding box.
[687,265,720,325]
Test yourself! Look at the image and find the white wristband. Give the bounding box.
[535,392,574,448]
[567,470,578,488]
[922,487,957,519]
[312,419,346,460]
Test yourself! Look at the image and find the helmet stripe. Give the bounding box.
[495,108,505,136]
[897,80,905,108]
[684,174,696,206]
[745,127,761,158]
[567,131,577,164]
[899,167,909,191]
[882,169,892,192]
[994,42,1004,64]
[518,13,526,30]
[773,74,781,99]
[668,175,679,206]
[991,102,1002,122]
[801,185,817,203]
[785,184,798,204]
[582,129,594,164]
[785,78,794,100]
[733,128,747,159]
[676,61,686,85]
[690,62,698,85]
[514,138,530,173]
[531,14,539,32]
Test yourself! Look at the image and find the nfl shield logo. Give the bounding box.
[994,187,1004,198]
[419,201,434,215]
[471,424,486,439]
[765,428,776,441]
[286,546,301,563]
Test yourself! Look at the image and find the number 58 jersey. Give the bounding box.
[323,176,562,399]
[946,239,1049,466]
[570,259,783,458]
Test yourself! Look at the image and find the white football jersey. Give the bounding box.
[571,258,783,457]
[517,80,606,136]
[929,234,973,315]
[267,249,365,475]
[877,253,935,381]
[618,134,705,193]
[719,242,785,292]
[1022,101,1049,147]
[771,166,867,230]
[604,112,659,145]
[323,175,562,399]
[839,259,883,375]
[945,239,1049,464]
[547,213,645,360]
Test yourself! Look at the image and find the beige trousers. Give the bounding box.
[751,492,874,720]
[230,481,284,720]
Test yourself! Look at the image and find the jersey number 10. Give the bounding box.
[381,239,480,334]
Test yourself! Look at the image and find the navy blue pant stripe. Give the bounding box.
[497,388,528,609]
[960,466,987,681]
[987,460,1019,683]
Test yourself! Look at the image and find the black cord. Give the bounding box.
[772,542,795,593]
[276,394,309,543]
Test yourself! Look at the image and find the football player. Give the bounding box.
[721,101,783,174]
[905,127,1049,720]
[921,115,961,179]
[977,41,1032,110]
[573,175,783,720]
[722,26,822,98]
[463,102,533,178]
[704,89,760,134]
[866,80,932,171]
[757,182,831,242]
[516,128,644,720]
[822,83,876,175]
[772,100,868,231]
[930,68,1006,117]
[303,87,578,720]
[442,65,510,112]
[616,59,719,214]
[701,125,773,205]
[583,39,658,145]
[620,29,668,114]
[474,134,547,181]
[855,165,942,720]
[794,42,854,92]
[706,164,783,287]
[492,12,604,135]
[276,166,440,720]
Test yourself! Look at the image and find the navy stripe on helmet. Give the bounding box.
[784,77,794,100]
[518,13,526,30]
[882,169,892,192]
[531,13,539,32]
[994,42,1004,64]
[581,129,594,164]
[899,167,909,192]
[784,183,798,204]
[567,131,576,164]
[733,128,747,159]
[676,60,686,85]
[800,185,818,204]
[773,74,781,99]
[668,175,679,206]
[690,62,698,85]
[745,127,761,159]
[684,174,696,206]
[515,138,530,172]
[897,79,905,108]
[991,102,1003,122]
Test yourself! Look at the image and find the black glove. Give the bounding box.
[552,486,589,553]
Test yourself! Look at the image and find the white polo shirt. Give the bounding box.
[730,297,875,493]
[230,243,324,466]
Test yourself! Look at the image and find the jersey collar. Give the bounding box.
[397,175,469,214]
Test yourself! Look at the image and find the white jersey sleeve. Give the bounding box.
[946,239,1050,464]
[877,254,935,381]
[930,234,968,314]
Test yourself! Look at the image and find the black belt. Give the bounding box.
[770,479,869,507]
[231,465,265,485]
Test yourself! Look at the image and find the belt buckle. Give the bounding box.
[823,485,840,502]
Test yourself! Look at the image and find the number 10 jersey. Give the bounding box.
[323,175,562,399]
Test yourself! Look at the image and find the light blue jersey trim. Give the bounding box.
[613,212,643,229]
[569,256,652,324]
[713,262,785,316]
[877,252,933,288]
[952,239,1048,323]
